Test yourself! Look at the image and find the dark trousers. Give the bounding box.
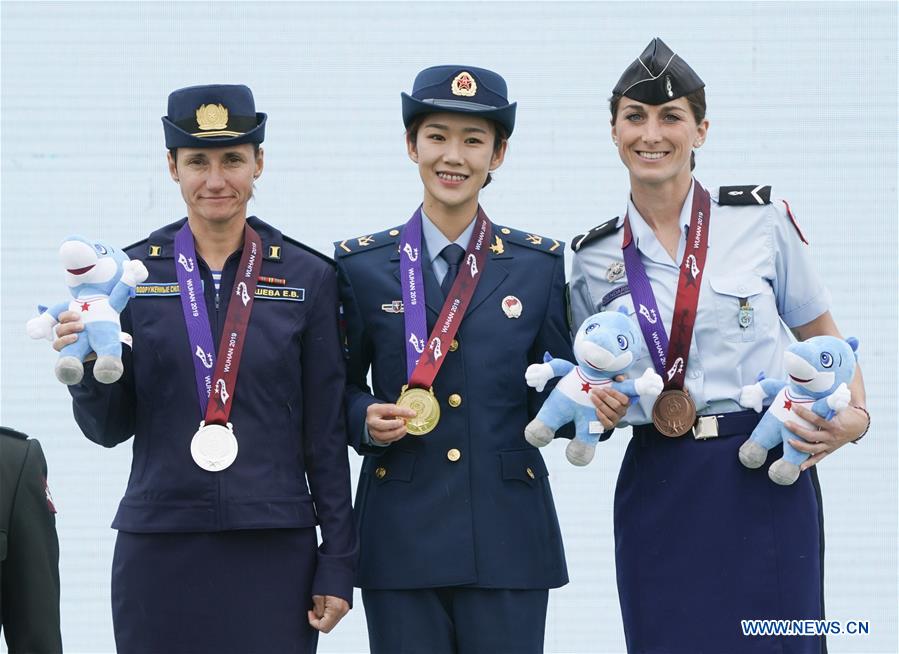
[362,586,549,654]
[112,529,319,654]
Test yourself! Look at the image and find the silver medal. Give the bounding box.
[191,421,238,472]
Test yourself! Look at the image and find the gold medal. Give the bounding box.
[396,385,441,436]
[651,389,697,438]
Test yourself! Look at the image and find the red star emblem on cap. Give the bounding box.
[457,74,472,90]
[80,302,90,312]
[581,382,591,393]
[784,399,793,410]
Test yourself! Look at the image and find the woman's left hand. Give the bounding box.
[307,594,350,633]
[786,405,869,471]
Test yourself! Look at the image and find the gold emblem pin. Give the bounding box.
[196,104,228,131]
[525,234,543,246]
[358,235,375,247]
[148,245,162,257]
[267,245,282,260]
[451,71,477,97]
[489,236,504,255]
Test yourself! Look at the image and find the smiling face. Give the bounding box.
[168,143,263,227]
[611,97,708,191]
[406,112,507,220]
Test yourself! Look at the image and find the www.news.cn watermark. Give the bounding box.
[742,619,870,637]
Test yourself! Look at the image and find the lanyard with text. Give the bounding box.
[397,206,491,435]
[174,221,263,469]
[621,181,711,436]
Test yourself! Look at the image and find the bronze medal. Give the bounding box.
[652,389,697,438]
[396,385,441,436]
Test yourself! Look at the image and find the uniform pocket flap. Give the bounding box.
[708,275,768,298]
[500,448,549,484]
[372,448,416,483]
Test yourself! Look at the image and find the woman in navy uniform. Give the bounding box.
[335,66,572,654]
[569,39,870,653]
[50,84,356,653]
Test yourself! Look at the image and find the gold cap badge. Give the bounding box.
[196,104,229,131]
[451,72,477,97]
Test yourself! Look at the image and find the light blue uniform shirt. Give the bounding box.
[421,208,478,286]
[569,179,831,426]
[365,210,477,445]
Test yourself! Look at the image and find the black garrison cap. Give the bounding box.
[612,38,704,104]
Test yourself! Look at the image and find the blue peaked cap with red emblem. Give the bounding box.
[402,65,516,136]
[162,84,267,149]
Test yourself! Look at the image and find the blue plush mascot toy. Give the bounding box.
[26,236,148,385]
[738,335,858,485]
[525,308,664,465]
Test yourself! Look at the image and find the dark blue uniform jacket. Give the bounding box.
[335,223,572,590]
[69,216,357,601]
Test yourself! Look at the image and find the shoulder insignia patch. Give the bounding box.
[571,218,622,252]
[283,235,335,266]
[718,185,771,206]
[334,226,402,257]
[494,226,563,256]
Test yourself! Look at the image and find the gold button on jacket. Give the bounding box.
[449,339,459,352]
[446,448,461,462]
[374,466,387,479]
[448,393,462,408]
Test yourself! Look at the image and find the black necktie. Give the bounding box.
[439,244,466,296]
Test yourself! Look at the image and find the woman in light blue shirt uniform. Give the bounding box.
[569,38,870,654]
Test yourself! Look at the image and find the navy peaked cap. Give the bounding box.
[613,38,704,104]
[162,84,267,148]
[402,65,516,136]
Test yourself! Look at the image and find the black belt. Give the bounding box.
[634,408,765,441]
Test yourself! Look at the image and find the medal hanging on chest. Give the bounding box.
[622,181,712,437]
[397,206,491,435]
[174,222,263,470]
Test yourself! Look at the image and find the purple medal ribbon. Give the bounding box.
[174,222,218,415]
[621,224,670,376]
[399,207,429,378]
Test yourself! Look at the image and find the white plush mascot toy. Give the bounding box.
[738,335,858,485]
[525,308,663,465]
[27,236,148,384]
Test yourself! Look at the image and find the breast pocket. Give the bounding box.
[708,275,774,343]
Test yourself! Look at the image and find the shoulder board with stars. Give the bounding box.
[570,218,622,252]
[334,226,402,257]
[717,185,771,206]
[493,226,563,255]
[282,235,335,266]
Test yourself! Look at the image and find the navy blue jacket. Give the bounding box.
[68,216,357,602]
[335,222,571,590]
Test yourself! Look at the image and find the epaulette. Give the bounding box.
[334,226,402,257]
[570,218,622,252]
[493,226,563,255]
[0,426,29,440]
[283,235,335,266]
[717,185,771,206]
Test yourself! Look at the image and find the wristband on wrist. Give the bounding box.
[850,405,870,443]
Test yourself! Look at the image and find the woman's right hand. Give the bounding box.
[366,403,417,444]
[52,310,84,352]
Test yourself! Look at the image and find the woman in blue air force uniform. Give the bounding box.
[335,66,573,654]
[51,84,356,653]
[569,38,871,654]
